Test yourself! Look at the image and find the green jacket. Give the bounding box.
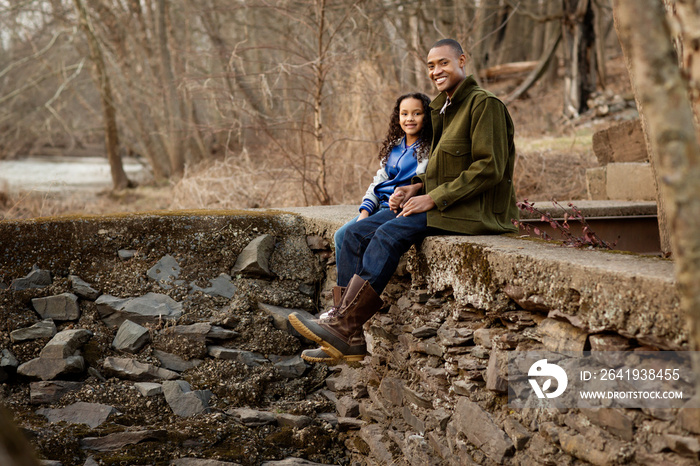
[414,76,519,234]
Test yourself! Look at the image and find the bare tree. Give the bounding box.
[224,0,372,206]
[72,0,130,190]
[562,0,596,118]
[2,0,602,205]
[155,0,184,176]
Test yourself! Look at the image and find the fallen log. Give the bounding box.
[480,60,539,80]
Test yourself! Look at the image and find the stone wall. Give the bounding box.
[288,205,698,465]
[0,208,698,465]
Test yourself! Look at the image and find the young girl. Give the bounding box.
[304,92,432,363]
[334,92,433,262]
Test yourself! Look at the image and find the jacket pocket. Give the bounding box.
[492,179,512,214]
[438,139,470,180]
[442,193,483,221]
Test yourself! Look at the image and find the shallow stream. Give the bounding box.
[0,156,148,193]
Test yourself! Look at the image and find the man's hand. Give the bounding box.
[357,210,370,221]
[390,183,423,212]
[397,194,436,217]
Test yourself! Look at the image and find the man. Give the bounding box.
[290,38,519,363]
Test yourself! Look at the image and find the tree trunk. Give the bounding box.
[562,0,596,118]
[73,0,130,190]
[544,0,563,84]
[199,0,267,119]
[592,0,608,88]
[613,0,700,369]
[504,30,562,105]
[156,0,184,177]
[313,0,331,206]
[664,1,700,147]
[473,1,505,72]
[496,1,536,64]
[613,6,672,255]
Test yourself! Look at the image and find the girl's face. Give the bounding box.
[399,97,425,144]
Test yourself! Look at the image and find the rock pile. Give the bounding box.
[2,211,699,466]
[0,231,355,466]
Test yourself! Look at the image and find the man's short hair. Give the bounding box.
[430,39,464,57]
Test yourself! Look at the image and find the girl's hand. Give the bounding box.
[390,183,423,212]
[389,191,405,212]
[357,210,370,221]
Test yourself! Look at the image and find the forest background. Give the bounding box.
[0,0,632,219]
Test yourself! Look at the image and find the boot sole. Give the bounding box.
[301,354,336,363]
[289,314,366,362]
[301,348,339,364]
[301,347,365,363]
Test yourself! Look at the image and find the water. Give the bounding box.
[0,156,148,193]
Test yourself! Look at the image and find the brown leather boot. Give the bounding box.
[301,347,339,363]
[289,275,382,361]
[319,285,346,320]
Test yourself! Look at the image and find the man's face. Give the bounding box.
[427,45,467,97]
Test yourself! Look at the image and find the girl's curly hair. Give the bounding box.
[378,92,433,165]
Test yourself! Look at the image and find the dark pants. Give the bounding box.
[337,209,443,294]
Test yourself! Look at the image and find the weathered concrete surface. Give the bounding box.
[515,200,658,219]
[278,205,357,237]
[279,204,683,349]
[411,235,682,348]
[279,202,660,231]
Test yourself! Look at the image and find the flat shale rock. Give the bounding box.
[96,292,183,328]
[80,430,167,452]
[40,328,93,359]
[453,398,514,463]
[0,349,19,382]
[30,381,83,404]
[36,402,118,428]
[103,357,179,381]
[69,275,101,300]
[10,319,57,342]
[17,355,85,381]
[231,234,276,278]
[227,407,276,427]
[207,346,268,367]
[112,320,150,353]
[153,349,202,372]
[10,266,51,290]
[162,380,213,417]
[32,293,80,321]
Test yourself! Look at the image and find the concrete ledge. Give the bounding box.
[412,235,681,349]
[516,200,657,218]
[280,204,684,350]
[277,205,358,236]
[281,201,659,224]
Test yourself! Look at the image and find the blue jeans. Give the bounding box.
[334,215,359,265]
[334,206,389,264]
[336,209,442,294]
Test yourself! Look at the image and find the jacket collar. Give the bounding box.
[429,75,478,112]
